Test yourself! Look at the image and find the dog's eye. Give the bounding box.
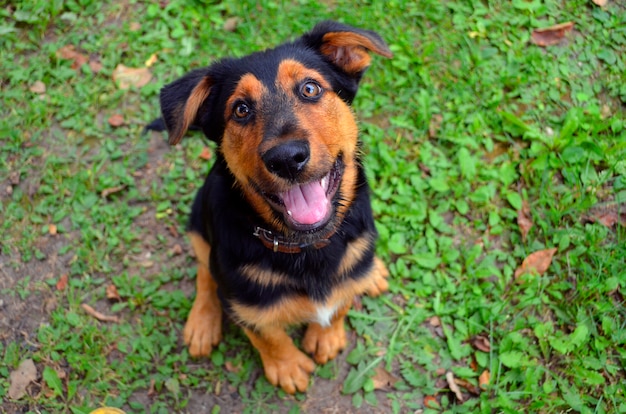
[233,102,251,119]
[300,81,322,99]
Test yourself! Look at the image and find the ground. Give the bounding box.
[1,1,625,413]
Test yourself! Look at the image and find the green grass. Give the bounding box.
[1,0,625,413]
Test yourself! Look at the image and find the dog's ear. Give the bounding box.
[303,21,393,78]
[159,69,213,145]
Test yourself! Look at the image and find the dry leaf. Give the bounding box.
[9,171,20,185]
[81,303,119,323]
[479,370,491,390]
[454,377,480,395]
[424,395,440,409]
[88,60,103,73]
[531,22,575,47]
[592,0,608,6]
[372,366,400,391]
[108,114,125,127]
[586,202,626,228]
[517,200,533,241]
[428,114,443,138]
[112,64,152,89]
[471,335,491,352]
[170,244,183,256]
[224,361,241,373]
[106,284,121,301]
[101,185,126,198]
[199,146,212,160]
[514,248,557,279]
[223,17,240,32]
[446,372,464,402]
[129,22,142,31]
[48,224,58,235]
[56,274,69,291]
[29,81,46,94]
[168,225,179,238]
[57,45,89,70]
[428,316,441,327]
[8,359,37,400]
[148,378,157,396]
[145,53,158,67]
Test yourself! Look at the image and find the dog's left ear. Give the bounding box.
[159,68,214,145]
[302,21,393,78]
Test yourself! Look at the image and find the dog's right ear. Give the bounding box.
[159,69,213,145]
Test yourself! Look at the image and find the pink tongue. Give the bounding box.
[280,181,329,225]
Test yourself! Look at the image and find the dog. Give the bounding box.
[149,21,392,394]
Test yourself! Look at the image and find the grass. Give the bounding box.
[1,0,625,413]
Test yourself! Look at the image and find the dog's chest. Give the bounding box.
[313,302,340,327]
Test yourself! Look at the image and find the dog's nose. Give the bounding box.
[262,140,310,180]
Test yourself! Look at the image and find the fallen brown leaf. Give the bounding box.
[514,247,557,279]
[108,114,125,127]
[29,81,46,94]
[9,171,20,185]
[48,224,58,235]
[471,335,491,352]
[586,202,626,228]
[148,378,157,396]
[446,371,464,402]
[592,0,608,6]
[428,114,443,138]
[170,244,184,256]
[531,22,575,47]
[199,146,212,160]
[112,64,152,89]
[56,274,69,291]
[223,17,240,32]
[428,315,441,327]
[168,225,179,238]
[454,377,480,395]
[8,359,37,400]
[517,200,533,241]
[372,366,400,391]
[101,185,126,198]
[479,370,491,390]
[225,361,241,373]
[57,45,89,70]
[88,60,103,73]
[424,395,440,409]
[81,303,119,323]
[106,284,121,301]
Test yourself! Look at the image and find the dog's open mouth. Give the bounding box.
[265,158,343,231]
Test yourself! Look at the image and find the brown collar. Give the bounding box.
[253,226,334,253]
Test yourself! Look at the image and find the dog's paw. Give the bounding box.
[302,322,347,364]
[364,256,389,297]
[183,297,222,357]
[261,349,315,394]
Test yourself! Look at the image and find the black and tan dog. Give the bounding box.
[151,21,392,394]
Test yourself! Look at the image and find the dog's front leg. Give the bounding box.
[244,325,316,394]
[302,300,351,364]
[183,232,223,357]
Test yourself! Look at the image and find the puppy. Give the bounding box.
[152,21,392,394]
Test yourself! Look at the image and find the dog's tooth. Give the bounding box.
[321,176,328,190]
[287,210,293,216]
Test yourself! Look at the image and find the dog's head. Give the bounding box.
[159,21,391,235]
